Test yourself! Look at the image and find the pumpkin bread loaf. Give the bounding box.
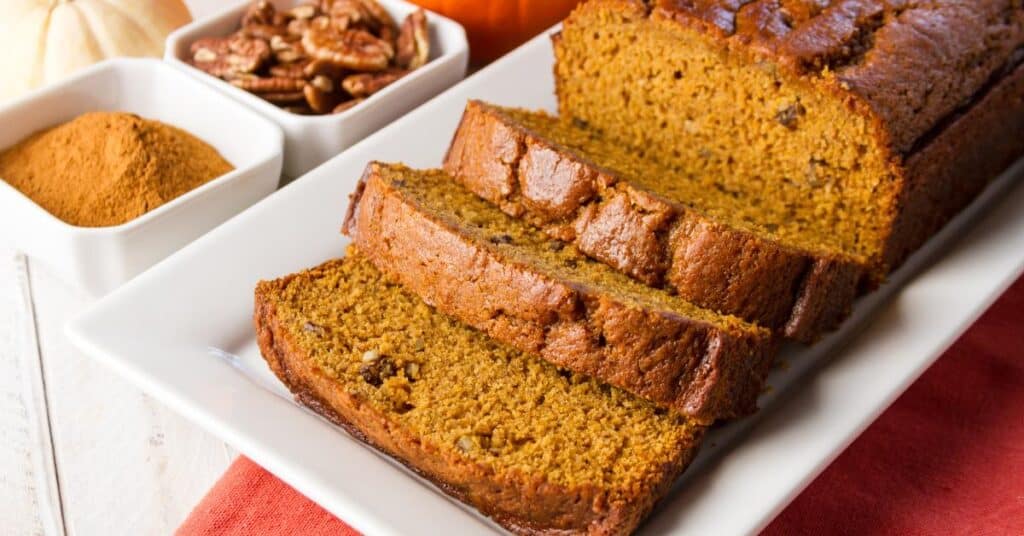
[445,100,865,342]
[555,0,1024,277]
[343,162,775,423]
[255,252,705,535]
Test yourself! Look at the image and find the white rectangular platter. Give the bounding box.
[67,29,1024,536]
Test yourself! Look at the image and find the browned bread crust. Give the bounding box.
[443,101,863,342]
[343,162,775,423]
[254,259,704,535]
[883,61,1024,270]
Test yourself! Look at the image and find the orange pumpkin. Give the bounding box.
[411,0,581,63]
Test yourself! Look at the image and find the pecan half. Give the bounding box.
[310,74,336,92]
[302,24,393,71]
[326,0,373,31]
[226,36,272,70]
[332,98,364,114]
[270,35,306,63]
[259,91,308,105]
[396,9,428,70]
[241,23,289,40]
[190,36,271,77]
[304,58,347,79]
[355,0,397,33]
[269,59,311,78]
[325,0,395,33]
[304,78,342,113]
[341,69,406,97]
[231,75,306,93]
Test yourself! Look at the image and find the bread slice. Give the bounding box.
[444,100,864,342]
[255,251,705,535]
[343,162,774,423]
[554,0,1024,277]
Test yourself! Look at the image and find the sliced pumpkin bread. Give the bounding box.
[343,162,775,423]
[554,0,1024,277]
[255,251,705,535]
[444,100,866,342]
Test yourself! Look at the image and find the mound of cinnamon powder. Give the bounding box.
[0,112,233,227]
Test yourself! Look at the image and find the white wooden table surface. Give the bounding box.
[1,2,244,534]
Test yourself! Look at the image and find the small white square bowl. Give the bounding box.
[0,58,284,297]
[166,0,469,178]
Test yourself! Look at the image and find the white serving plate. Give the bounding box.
[166,0,468,178]
[0,58,283,297]
[67,30,1024,535]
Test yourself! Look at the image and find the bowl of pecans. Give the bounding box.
[166,0,468,177]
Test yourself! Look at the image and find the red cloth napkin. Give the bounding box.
[178,275,1024,536]
[176,455,357,536]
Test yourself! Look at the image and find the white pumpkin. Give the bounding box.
[0,0,192,101]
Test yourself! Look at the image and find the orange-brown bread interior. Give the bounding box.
[555,0,1024,275]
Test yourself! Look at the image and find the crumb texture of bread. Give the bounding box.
[555,0,1024,274]
[344,162,777,422]
[254,252,705,535]
[444,100,865,341]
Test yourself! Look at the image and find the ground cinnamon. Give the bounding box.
[0,112,233,227]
